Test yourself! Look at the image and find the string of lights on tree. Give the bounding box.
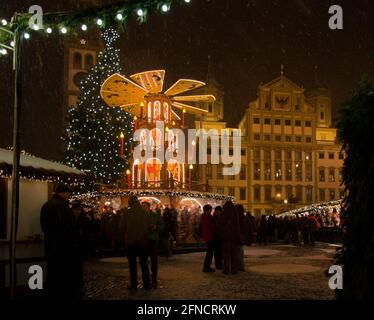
[0,0,192,55]
[64,28,133,186]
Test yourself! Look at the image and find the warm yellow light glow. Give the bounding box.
[120,132,124,139]
[189,164,194,170]
[172,121,176,126]
[140,102,144,107]
[192,140,196,146]
[276,193,281,198]
[183,109,187,113]
[284,199,288,204]
[134,116,138,120]
[126,169,131,175]
[165,127,169,132]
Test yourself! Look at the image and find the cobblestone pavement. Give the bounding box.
[83,242,339,300]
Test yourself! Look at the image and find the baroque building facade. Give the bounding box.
[197,71,344,217]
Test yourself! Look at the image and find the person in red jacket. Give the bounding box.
[200,204,215,272]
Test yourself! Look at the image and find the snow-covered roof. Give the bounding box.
[0,147,86,177]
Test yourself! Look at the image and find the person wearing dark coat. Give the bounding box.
[235,204,249,271]
[212,206,223,270]
[218,201,240,274]
[200,204,215,272]
[119,195,151,290]
[40,183,83,300]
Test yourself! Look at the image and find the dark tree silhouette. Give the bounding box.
[336,76,374,299]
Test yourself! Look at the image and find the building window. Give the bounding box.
[264,150,271,161]
[339,190,345,199]
[275,162,282,181]
[240,188,246,201]
[319,189,325,201]
[275,135,281,142]
[286,151,292,161]
[264,118,271,125]
[295,162,302,181]
[329,189,335,201]
[205,166,212,179]
[305,121,312,127]
[306,137,312,143]
[306,186,313,202]
[329,168,336,182]
[240,165,246,180]
[339,170,343,183]
[285,162,292,181]
[254,150,260,160]
[319,152,325,159]
[265,162,272,180]
[319,168,325,182]
[285,119,291,126]
[0,178,7,239]
[329,153,335,160]
[339,153,344,160]
[84,53,94,69]
[321,111,325,120]
[228,187,235,197]
[254,134,260,141]
[216,187,224,194]
[295,120,301,127]
[265,186,272,202]
[241,149,246,156]
[305,163,313,182]
[208,103,213,113]
[275,150,282,160]
[254,186,261,202]
[253,118,260,124]
[286,185,293,197]
[264,135,271,142]
[285,136,292,142]
[296,185,303,202]
[305,152,312,161]
[295,136,302,143]
[73,52,82,69]
[217,165,224,180]
[295,151,302,161]
[254,162,261,180]
[275,119,281,125]
[228,174,235,180]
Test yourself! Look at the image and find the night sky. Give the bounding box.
[1,0,374,161]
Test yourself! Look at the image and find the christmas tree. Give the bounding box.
[64,29,133,185]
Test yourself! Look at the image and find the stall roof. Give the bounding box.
[0,147,87,180]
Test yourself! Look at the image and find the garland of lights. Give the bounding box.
[73,189,235,203]
[0,0,193,55]
[280,200,343,216]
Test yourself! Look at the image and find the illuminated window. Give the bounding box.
[163,102,169,122]
[319,168,325,182]
[254,162,261,180]
[154,101,161,121]
[329,168,336,182]
[265,162,271,180]
[275,162,282,181]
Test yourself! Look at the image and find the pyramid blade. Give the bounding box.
[100,73,148,107]
[165,79,206,96]
[130,70,165,94]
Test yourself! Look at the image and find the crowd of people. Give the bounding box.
[40,183,342,299]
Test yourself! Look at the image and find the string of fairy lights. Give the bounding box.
[0,0,193,56]
[64,28,133,185]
